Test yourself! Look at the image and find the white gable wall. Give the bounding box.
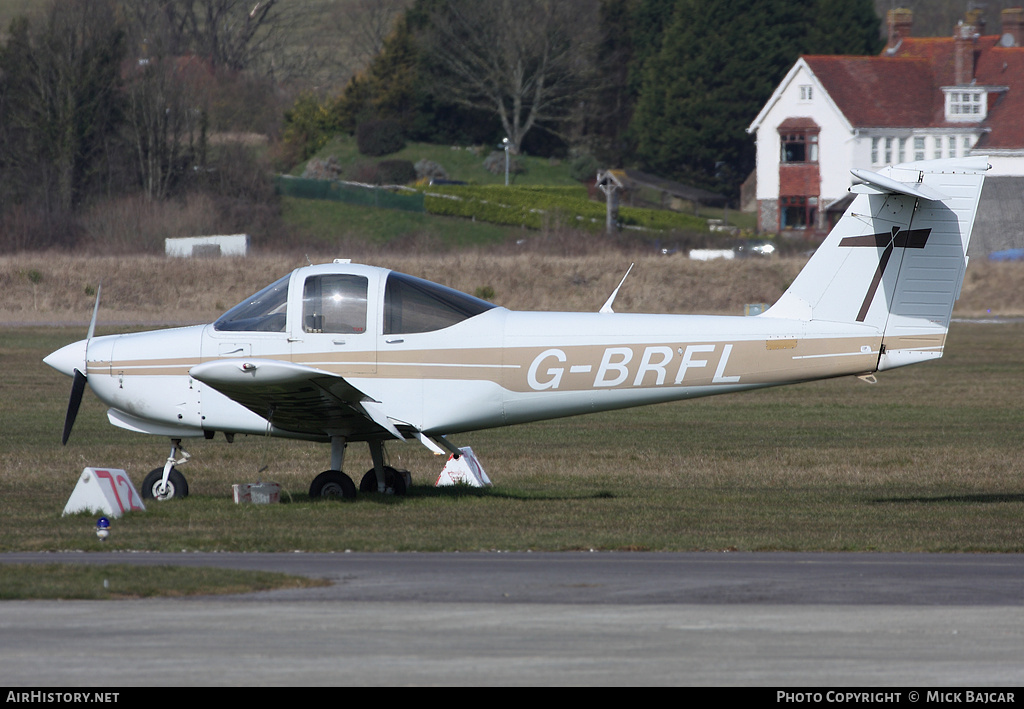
[985,152,1024,175]
[752,58,1024,235]
[749,60,855,230]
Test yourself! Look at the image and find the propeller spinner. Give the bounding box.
[43,284,101,445]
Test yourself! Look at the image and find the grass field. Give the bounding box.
[280,196,521,249]
[4,253,1024,326]
[4,320,1023,554]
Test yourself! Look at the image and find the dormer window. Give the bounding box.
[944,88,987,122]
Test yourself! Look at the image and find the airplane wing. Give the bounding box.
[189,358,406,441]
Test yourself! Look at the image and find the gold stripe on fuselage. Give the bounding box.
[88,333,920,394]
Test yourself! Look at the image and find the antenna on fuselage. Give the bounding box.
[599,263,634,314]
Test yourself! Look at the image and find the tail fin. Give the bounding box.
[764,156,988,370]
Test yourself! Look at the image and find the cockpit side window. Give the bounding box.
[214,275,290,332]
[383,271,495,334]
[302,275,368,334]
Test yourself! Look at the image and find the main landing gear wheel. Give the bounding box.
[359,466,407,496]
[141,467,189,500]
[309,470,357,500]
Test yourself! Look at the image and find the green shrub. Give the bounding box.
[377,159,417,185]
[420,184,707,233]
[356,119,405,157]
[569,153,600,183]
[282,92,341,161]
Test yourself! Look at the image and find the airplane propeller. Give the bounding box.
[59,284,101,445]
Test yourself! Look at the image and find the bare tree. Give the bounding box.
[122,0,318,82]
[417,0,599,154]
[331,0,411,71]
[124,55,207,201]
[0,0,125,213]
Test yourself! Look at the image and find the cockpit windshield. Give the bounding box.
[214,274,290,332]
[384,271,495,334]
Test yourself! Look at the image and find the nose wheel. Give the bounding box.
[141,439,191,500]
[142,466,189,500]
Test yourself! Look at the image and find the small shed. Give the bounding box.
[165,234,249,258]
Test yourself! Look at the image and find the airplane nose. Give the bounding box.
[44,340,87,377]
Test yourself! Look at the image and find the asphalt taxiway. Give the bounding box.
[1,551,1022,686]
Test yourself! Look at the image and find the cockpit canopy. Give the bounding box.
[214,274,290,332]
[383,271,494,334]
[214,268,495,334]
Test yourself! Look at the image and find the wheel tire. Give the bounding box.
[359,466,407,495]
[309,470,357,500]
[141,467,189,500]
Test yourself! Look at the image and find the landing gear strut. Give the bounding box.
[142,438,191,500]
[308,437,409,500]
[309,436,356,500]
[359,440,407,494]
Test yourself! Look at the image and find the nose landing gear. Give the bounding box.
[141,439,191,500]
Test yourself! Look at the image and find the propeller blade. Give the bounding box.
[56,285,99,445]
[62,369,88,445]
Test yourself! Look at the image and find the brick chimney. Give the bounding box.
[954,21,977,85]
[1002,7,1024,47]
[887,8,913,48]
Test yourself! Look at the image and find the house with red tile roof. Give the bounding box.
[747,7,1024,252]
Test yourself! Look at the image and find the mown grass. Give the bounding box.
[280,196,520,249]
[307,134,582,187]
[4,322,1024,554]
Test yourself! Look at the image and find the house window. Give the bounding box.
[948,136,957,158]
[871,137,879,164]
[780,196,817,231]
[780,131,818,163]
[913,136,925,161]
[949,92,981,115]
[933,137,942,160]
[898,137,907,163]
[884,137,893,164]
[945,90,987,122]
[799,85,813,101]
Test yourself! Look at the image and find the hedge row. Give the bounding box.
[421,185,708,233]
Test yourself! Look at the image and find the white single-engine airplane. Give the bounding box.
[45,157,988,500]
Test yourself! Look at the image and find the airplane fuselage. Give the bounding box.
[67,303,886,443]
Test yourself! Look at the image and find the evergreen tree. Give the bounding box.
[573,0,633,164]
[629,0,880,198]
[625,0,681,100]
[328,6,499,146]
[809,0,884,55]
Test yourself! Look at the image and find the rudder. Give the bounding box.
[763,156,988,370]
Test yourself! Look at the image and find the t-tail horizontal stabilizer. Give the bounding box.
[763,157,989,370]
[849,167,949,201]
